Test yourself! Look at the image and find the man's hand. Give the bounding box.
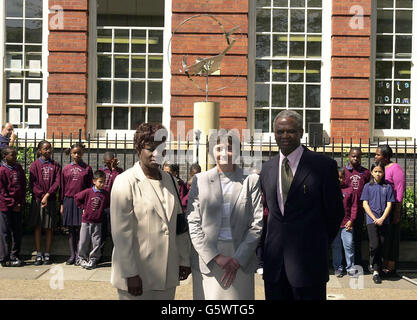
[127,275,143,296]
[9,131,17,146]
[179,266,191,281]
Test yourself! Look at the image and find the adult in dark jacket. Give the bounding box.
[259,110,344,300]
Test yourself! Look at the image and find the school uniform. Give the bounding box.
[28,158,61,229]
[75,187,109,264]
[0,162,26,263]
[61,161,93,262]
[360,182,395,272]
[100,167,123,251]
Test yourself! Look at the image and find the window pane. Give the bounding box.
[290,10,305,32]
[396,11,412,33]
[6,0,23,17]
[257,0,271,6]
[394,81,410,104]
[255,84,270,107]
[97,108,112,129]
[149,30,163,53]
[256,9,271,32]
[375,106,391,129]
[289,35,305,57]
[375,81,392,104]
[131,81,145,104]
[395,35,412,59]
[5,45,23,69]
[273,34,288,56]
[25,45,42,71]
[376,61,392,79]
[272,85,286,108]
[275,0,288,6]
[97,81,111,103]
[257,35,270,57]
[393,106,410,129]
[132,30,146,53]
[131,56,146,78]
[288,84,303,108]
[131,108,146,130]
[396,0,413,8]
[394,61,411,79]
[308,0,322,7]
[26,0,43,18]
[25,106,42,128]
[307,10,321,33]
[307,36,321,57]
[256,60,270,82]
[25,80,42,103]
[289,60,304,82]
[6,106,23,126]
[290,0,305,7]
[377,10,393,33]
[272,60,287,82]
[114,56,129,78]
[98,55,112,78]
[114,81,129,103]
[306,110,320,133]
[25,20,42,43]
[377,0,393,8]
[114,107,129,129]
[114,30,129,53]
[148,56,163,78]
[97,29,112,52]
[306,61,321,82]
[148,82,162,104]
[148,108,163,123]
[273,9,288,32]
[255,109,270,132]
[6,19,23,43]
[6,80,23,103]
[376,35,393,58]
[306,85,320,108]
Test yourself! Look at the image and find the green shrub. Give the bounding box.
[401,187,417,240]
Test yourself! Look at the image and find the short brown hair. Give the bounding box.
[134,123,167,154]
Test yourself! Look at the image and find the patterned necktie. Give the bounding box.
[281,157,293,205]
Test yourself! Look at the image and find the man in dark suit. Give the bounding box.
[259,110,344,300]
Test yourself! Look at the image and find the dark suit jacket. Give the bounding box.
[259,146,344,288]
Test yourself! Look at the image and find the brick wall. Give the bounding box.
[170,0,249,138]
[331,0,372,142]
[47,0,89,138]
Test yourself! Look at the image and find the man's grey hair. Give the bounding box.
[273,110,303,132]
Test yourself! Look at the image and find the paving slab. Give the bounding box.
[88,268,111,282]
[0,265,50,280]
[36,263,97,281]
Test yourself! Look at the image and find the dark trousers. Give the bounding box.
[264,264,326,301]
[384,216,400,263]
[353,210,364,265]
[68,226,81,260]
[367,223,388,272]
[0,211,22,262]
[100,208,111,255]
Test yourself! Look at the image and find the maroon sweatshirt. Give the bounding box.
[340,186,358,228]
[61,162,93,201]
[75,187,109,223]
[0,163,26,212]
[29,158,61,202]
[102,167,124,195]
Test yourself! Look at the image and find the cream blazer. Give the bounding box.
[110,162,191,292]
[187,166,263,274]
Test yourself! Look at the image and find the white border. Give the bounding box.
[0,0,5,127]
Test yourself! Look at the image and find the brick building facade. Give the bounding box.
[1,0,415,143]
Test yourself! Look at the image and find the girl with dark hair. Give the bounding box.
[28,140,61,265]
[375,145,406,277]
[60,143,93,265]
[361,163,395,284]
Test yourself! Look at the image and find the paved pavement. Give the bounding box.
[0,257,416,300]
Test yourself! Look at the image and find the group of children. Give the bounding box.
[0,141,123,269]
[333,147,396,284]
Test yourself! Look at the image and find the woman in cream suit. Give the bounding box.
[187,130,264,300]
[110,123,191,300]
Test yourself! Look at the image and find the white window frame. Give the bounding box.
[88,0,171,140]
[248,0,331,143]
[0,0,49,139]
[371,1,416,139]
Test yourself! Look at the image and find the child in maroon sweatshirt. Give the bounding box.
[75,170,109,269]
[0,147,26,267]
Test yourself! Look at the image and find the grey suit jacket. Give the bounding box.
[186,166,263,274]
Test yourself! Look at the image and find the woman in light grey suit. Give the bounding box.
[110,123,191,300]
[187,130,263,300]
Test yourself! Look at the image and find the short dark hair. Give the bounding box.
[377,144,393,161]
[1,146,15,159]
[64,142,86,156]
[93,170,106,180]
[134,123,167,155]
[190,163,201,174]
[208,129,240,163]
[36,140,51,158]
[349,147,362,155]
[103,151,115,160]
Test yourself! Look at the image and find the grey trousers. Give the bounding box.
[77,222,102,263]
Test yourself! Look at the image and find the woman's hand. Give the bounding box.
[41,194,49,208]
[179,266,191,281]
[127,275,143,296]
[214,255,240,287]
[60,205,63,215]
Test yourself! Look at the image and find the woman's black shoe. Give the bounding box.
[66,257,75,265]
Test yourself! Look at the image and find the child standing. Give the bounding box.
[28,140,61,265]
[331,169,358,277]
[60,143,93,265]
[360,163,395,284]
[75,170,109,269]
[0,147,26,267]
[100,152,123,257]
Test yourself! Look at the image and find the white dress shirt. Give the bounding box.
[277,145,304,215]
